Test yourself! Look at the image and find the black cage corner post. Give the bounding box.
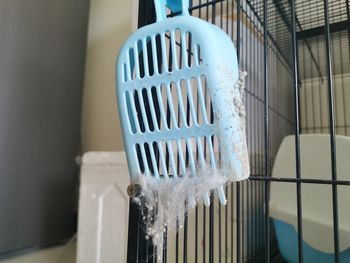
[126,0,350,262]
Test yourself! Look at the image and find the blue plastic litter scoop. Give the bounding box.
[116,0,249,206]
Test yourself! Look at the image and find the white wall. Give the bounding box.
[81,0,138,152]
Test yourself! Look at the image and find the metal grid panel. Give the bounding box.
[248,0,349,31]
[298,30,350,79]
[295,0,348,31]
[247,0,350,76]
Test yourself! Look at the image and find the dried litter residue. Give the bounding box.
[232,71,250,178]
[234,71,248,120]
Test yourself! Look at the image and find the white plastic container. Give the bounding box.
[77,152,130,263]
[270,135,350,262]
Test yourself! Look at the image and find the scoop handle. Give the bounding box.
[154,0,189,22]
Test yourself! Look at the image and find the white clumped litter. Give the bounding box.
[132,72,248,261]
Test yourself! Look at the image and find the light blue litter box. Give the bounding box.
[270,135,350,263]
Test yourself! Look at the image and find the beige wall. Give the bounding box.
[300,73,350,136]
[81,0,137,152]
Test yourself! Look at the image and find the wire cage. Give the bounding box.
[126,0,350,262]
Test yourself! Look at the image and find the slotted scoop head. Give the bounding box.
[116,0,249,205]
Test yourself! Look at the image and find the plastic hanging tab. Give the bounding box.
[166,0,189,15]
[154,0,189,21]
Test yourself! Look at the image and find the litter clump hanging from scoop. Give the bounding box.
[134,166,228,245]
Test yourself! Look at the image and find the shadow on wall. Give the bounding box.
[81,0,138,152]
